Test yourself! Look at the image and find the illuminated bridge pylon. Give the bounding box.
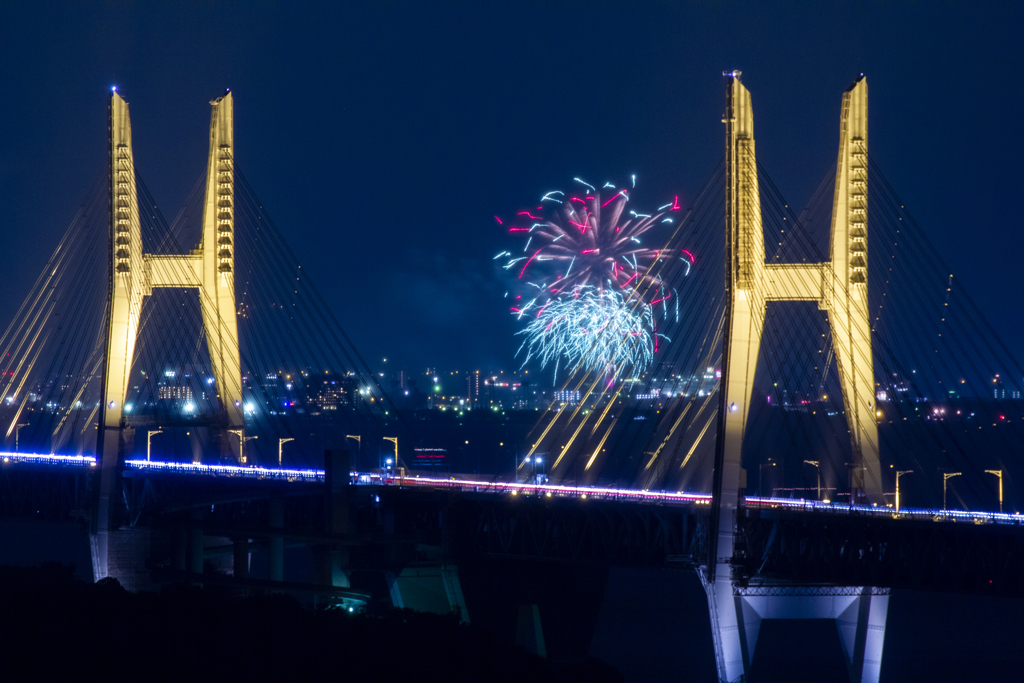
[95,91,244,580]
[705,73,886,683]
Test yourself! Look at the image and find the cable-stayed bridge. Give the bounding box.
[3,75,1024,682]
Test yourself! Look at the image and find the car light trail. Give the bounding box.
[12,453,1024,526]
[124,459,324,481]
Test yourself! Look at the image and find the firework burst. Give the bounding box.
[515,285,664,381]
[501,180,682,303]
[502,178,692,382]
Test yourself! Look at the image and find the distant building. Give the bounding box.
[553,389,581,405]
[992,374,1020,400]
[308,375,355,411]
[158,386,192,400]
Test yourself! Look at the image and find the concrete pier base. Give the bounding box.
[705,575,888,683]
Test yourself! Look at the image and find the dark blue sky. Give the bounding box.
[1,2,1021,374]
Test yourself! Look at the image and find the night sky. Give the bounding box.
[1,2,1021,375]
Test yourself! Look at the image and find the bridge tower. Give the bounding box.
[94,90,244,579]
[705,73,887,682]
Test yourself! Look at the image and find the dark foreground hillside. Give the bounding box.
[0,564,622,682]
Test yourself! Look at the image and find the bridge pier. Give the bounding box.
[317,449,352,589]
[706,582,888,682]
[386,565,471,623]
[189,507,204,578]
[232,537,249,580]
[386,502,471,623]
[268,498,284,582]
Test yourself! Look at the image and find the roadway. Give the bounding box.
[4,450,1023,527]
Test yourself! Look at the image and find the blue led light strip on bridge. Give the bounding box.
[0,452,97,467]
[6,453,1024,526]
[124,459,323,481]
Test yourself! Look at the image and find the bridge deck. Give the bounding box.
[4,451,1024,526]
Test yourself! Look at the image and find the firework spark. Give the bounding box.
[515,286,664,381]
[502,181,678,299]
[501,179,692,383]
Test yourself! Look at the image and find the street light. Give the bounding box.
[15,423,28,453]
[942,472,962,511]
[383,437,398,471]
[147,430,164,462]
[278,437,295,467]
[804,460,821,501]
[985,469,1004,513]
[895,470,913,512]
[228,430,257,464]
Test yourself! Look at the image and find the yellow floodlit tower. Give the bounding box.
[99,89,243,444]
[95,90,244,579]
[706,72,886,683]
[711,72,880,522]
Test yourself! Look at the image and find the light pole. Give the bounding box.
[759,461,776,498]
[345,435,361,465]
[15,423,28,453]
[523,456,544,483]
[241,436,257,464]
[895,470,913,512]
[383,437,398,472]
[985,469,1004,513]
[147,429,163,462]
[942,472,962,511]
[845,462,866,507]
[228,430,257,464]
[278,437,294,466]
[804,460,821,501]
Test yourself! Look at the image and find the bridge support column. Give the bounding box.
[94,90,246,575]
[314,449,352,589]
[707,72,887,682]
[232,537,250,580]
[708,585,888,683]
[173,526,188,573]
[268,498,284,582]
[189,508,204,578]
[386,566,470,623]
[386,503,470,623]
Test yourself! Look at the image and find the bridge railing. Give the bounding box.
[0,452,97,468]
[6,453,1024,526]
[746,495,1024,526]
